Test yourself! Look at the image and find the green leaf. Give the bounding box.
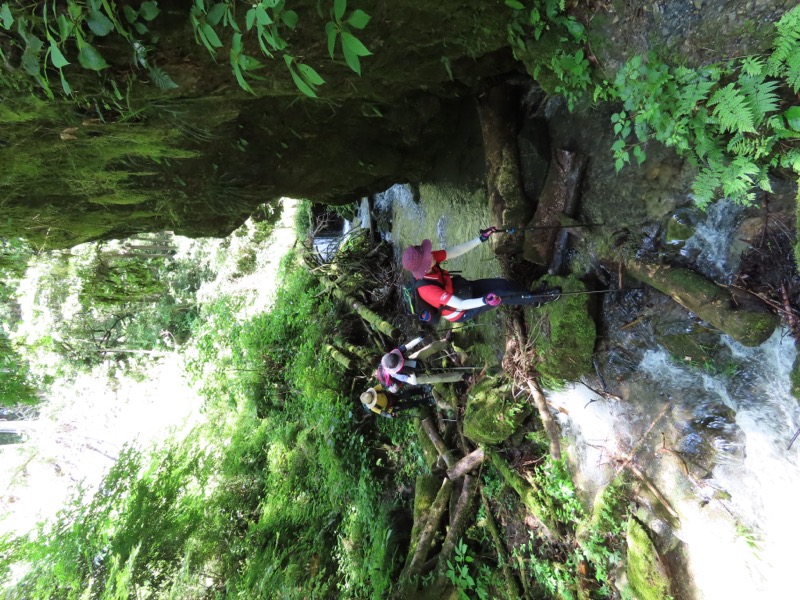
[334,0,347,22]
[207,4,227,26]
[505,0,525,9]
[341,31,371,56]
[78,44,108,70]
[246,8,256,30]
[139,1,160,21]
[785,106,800,131]
[59,69,72,95]
[281,10,298,28]
[202,24,223,48]
[134,21,148,35]
[256,5,272,25]
[87,10,114,36]
[347,9,370,29]
[325,21,337,59]
[0,3,13,30]
[232,62,254,94]
[231,31,244,54]
[238,54,263,71]
[286,62,317,97]
[298,63,324,85]
[49,41,69,68]
[123,5,138,23]
[341,38,361,75]
[57,14,71,39]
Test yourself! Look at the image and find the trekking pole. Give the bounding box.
[501,288,643,302]
[494,223,604,234]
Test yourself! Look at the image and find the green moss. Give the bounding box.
[416,422,440,470]
[527,275,596,383]
[791,355,800,402]
[405,474,443,566]
[625,518,673,600]
[463,375,531,445]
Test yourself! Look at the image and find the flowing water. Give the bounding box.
[550,202,800,599]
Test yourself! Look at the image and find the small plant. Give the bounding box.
[445,539,493,600]
[325,0,372,76]
[610,6,800,207]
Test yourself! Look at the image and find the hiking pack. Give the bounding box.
[402,277,444,325]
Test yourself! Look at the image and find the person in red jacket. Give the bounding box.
[401,227,560,323]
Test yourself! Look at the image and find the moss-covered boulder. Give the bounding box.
[463,376,531,445]
[625,518,673,600]
[526,275,596,383]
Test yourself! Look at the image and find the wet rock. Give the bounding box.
[517,115,551,209]
[664,207,702,247]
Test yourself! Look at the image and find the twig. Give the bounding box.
[788,426,800,451]
[613,402,672,477]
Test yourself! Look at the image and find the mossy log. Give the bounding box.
[329,288,401,340]
[479,489,523,600]
[486,449,558,534]
[400,477,454,588]
[435,474,480,586]
[323,344,354,370]
[624,261,778,347]
[405,474,444,570]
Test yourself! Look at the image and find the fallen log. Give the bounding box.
[329,288,401,340]
[435,474,480,586]
[523,149,587,266]
[479,488,523,600]
[323,344,354,370]
[624,260,778,347]
[446,447,486,480]
[486,449,558,534]
[421,417,458,470]
[401,477,454,585]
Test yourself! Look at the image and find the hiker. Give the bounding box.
[360,384,433,419]
[377,336,466,387]
[402,227,560,323]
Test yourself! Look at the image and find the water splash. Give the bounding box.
[553,329,800,598]
[681,200,745,283]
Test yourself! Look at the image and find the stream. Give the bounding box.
[383,177,800,598]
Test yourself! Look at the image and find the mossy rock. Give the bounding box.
[526,275,596,383]
[625,518,673,600]
[664,207,701,246]
[791,354,800,402]
[463,376,531,445]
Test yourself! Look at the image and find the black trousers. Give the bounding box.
[451,276,550,321]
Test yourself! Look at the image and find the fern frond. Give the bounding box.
[676,79,715,116]
[148,67,179,91]
[708,83,756,133]
[691,168,723,207]
[740,55,766,77]
[780,148,800,173]
[768,6,800,75]
[738,76,780,126]
[785,52,800,92]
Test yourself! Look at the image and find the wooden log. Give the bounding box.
[525,380,562,461]
[329,287,401,340]
[323,344,354,370]
[435,474,480,586]
[486,449,558,534]
[523,148,587,266]
[446,447,486,480]
[421,417,458,470]
[479,488,523,600]
[401,477,454,584]
[624,260,778,347]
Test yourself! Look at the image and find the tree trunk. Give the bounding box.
[420,417,458,469]
[525,380,562,461]
[435,474,480,585]
[330,288,401,340]
[400,477,454,585]
[323,344,354,370]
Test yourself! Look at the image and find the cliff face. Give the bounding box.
[0,0,790,248]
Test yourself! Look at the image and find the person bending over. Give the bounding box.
[401,227,560,323]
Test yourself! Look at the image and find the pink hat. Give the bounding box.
[401,239,433,279]
[381,349,404,374]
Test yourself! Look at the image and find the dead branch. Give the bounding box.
[446,447,486,480]
[525,379,562,461]
[421,417,458,470]
[627,463,679,521]
[613,402,672,477]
